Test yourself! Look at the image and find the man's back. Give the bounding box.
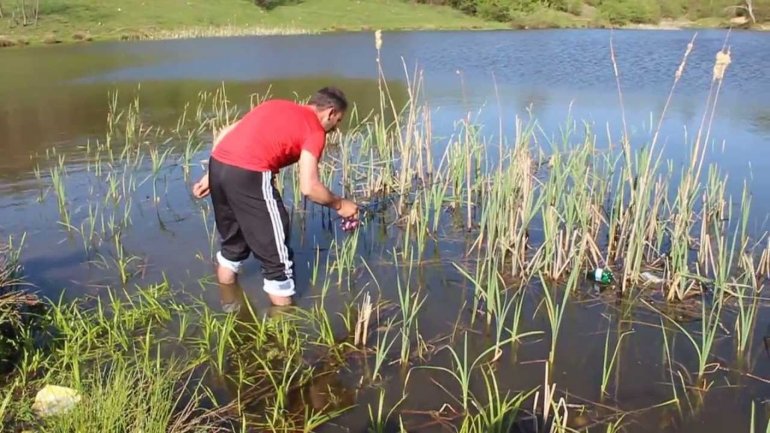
[212,99,326,173]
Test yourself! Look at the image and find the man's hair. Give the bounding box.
[308,87,348,113]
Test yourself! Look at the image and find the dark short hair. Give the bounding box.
[308,87,348,112]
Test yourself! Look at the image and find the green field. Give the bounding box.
[1,0,767,47]
[0,0,503,46]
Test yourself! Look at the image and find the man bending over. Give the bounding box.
[192,87,359,306]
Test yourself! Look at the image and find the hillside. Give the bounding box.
[0,0,502,46]
[416,0,769,28]
[0,0,766,47]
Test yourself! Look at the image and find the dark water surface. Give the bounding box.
[2,29,770,432]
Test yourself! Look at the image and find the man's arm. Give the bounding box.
[298,150,357,218]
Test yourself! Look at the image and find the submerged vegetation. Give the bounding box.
[3,30,770,433]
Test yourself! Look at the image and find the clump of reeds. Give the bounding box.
[0,240,22,292]
[146,25,313,41]
[0,35,16,47]
[42,33,62,44]
[72,31,93,42]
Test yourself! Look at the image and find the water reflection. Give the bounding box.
[0,77,409,184]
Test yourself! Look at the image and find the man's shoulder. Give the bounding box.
[256,98,305,113]
[250,98,323,137]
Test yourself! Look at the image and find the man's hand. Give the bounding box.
[335,198,358,219]
[192,173,210,199]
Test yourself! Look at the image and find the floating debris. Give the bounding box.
[586,267,614,285]
[640,271,665,285]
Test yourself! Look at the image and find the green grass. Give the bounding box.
[1,0,765,47]
[509,6,600,29]
[0,0,503,45]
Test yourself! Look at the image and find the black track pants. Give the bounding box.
[208,156,295,297]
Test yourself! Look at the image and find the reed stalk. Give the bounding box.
[667,46,732,301]
[600,324,633,398]
[395,259,424,366]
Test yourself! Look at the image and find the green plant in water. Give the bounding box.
[367,387,407,433]
[465,365,533,433]
[537,264,579,368]
[412,332,515,414]
[49,154,71,229]
[649,294,723,383]
[750,400,770,433]
[600,322,633,398]
[395,254,424,366]
[370,316,398,382]
[733,259,760,361]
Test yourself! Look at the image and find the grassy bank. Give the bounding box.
[0,0,502,47]
[1,0,767,48]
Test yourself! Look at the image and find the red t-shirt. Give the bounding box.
[211,99,326,172]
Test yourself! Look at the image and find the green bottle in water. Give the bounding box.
[587,267,614,284]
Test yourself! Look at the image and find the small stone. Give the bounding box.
[730,16,749,25]
[32,385,81,417]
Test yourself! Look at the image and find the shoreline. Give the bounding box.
[1,20,767,49]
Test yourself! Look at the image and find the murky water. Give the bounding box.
[3,29,770,432]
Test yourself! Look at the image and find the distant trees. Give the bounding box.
[726,0,756,23]
[595,0,662,24]
[1,0,41,27]
[425,0,580,21]
[413,0,769,24]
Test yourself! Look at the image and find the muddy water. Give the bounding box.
[3,29,770,432]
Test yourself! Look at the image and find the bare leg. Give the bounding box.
[217,264,237,285]
[215,251,242,285]
[218,281,244,313]
[268,293,293,307]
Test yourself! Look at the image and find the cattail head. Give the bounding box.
[675,39,695,82]
[712,48,732,82]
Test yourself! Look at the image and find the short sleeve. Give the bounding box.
[302,128,326,160]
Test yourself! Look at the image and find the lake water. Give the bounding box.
[2,29,770,432]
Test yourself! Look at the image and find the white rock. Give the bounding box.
[31,385,81,417]
[730,16,749,25]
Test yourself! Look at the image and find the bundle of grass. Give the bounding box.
[119,31,147,41]
[72,31,93,42]
[0,36,16,48]
[42,34,62,45]
[0,253,18,373]
[0,242,21,293]
[0,239,38,374]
